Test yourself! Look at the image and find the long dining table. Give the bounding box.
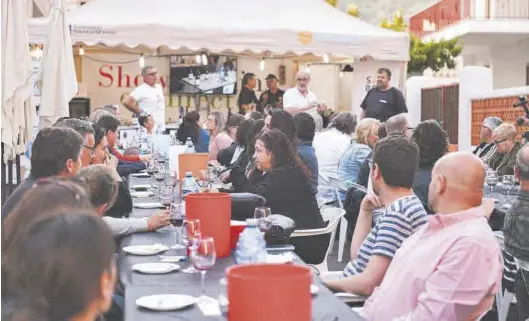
[119,176,364,321]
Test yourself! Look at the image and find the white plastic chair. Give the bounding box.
[290,207,345,274]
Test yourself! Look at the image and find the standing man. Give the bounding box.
[122,66,166,129]
[360,68,407,122]
[237,73,258,115]
[258,74,285,113]
[473,116,503,163]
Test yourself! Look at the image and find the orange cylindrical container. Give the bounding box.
[185,193,232,257]
[227,264,312,321]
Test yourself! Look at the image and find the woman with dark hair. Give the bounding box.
[270,109,297,145]
[217,118,255,166]
[2,209,117,321]
[212,113,244,164]
[251,129,326,263]
[411,119,449,213]
[176,111,209,152]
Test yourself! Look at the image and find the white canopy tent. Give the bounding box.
[28,0,410,61]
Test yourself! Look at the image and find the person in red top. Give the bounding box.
[96,114,151,163]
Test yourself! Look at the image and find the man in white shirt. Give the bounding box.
[122,66,166,129]
[283,71,326,131]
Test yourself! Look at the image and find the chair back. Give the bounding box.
[178,153,209,183]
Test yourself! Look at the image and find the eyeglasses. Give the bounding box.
[296,78,309,81]
[493,139,507,145]
[32,178,86,201]
[83,144,96,156]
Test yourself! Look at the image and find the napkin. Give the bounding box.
[134,202,164,209]
[196,296,222,316]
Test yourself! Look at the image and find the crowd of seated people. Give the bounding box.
[4,105,529,321]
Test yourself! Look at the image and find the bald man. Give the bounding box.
[361,152,503,321]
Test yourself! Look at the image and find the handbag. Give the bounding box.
[264,214,296,246]
[230,193,266,221]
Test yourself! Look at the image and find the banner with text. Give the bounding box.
[350,60,404,118]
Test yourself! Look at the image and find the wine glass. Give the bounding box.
[503,175,516,205]
[197,170,209,191]
[170,202,186,249]
[207,166,216,188]
[154,165,166,191]
[192,237,216,297]
[182,219,201,274]
[485,170,499,193]
[254,207,272,232]
[159,186,173,209]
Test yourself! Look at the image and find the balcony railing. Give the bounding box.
[410,0,529,37]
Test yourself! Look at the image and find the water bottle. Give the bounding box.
[235,219,267,264]
[185,137,196,153]
[181,172,199,198]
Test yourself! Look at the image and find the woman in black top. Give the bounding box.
[230,119,265,192]
[251,129,327,263]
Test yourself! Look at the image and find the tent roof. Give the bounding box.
[28,0,410,61]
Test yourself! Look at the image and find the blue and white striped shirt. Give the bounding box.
[344,195,427,277]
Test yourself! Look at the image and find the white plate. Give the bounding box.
[265,252,294,264]
[132,184,152,191]
[134,202,164,209]
[131,191,154,198]
[131,172,151,178]
[310,284,319,295]
[136,294,197,311]
[122,244,169,255]
[132,262,180,274]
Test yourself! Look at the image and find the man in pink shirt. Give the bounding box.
[361,152,502,321]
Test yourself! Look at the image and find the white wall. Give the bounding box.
[490,41,529,89]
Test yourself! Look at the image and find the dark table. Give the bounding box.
[120,177,364,321]
[484,184,519,231]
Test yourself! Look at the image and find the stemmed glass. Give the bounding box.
[254,207,272,232]
[503,175,516,205]
[485,170,499,194]
[192,237,216,297]
[170,202,186,249]
[182,219,201,274]
[154,165,166,191]
[159,186,174,209]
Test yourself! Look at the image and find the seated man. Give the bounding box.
[138,114,155,135]
[488,123,521,176]
[324,135,427,295]
[473,116,503,163]
[361,152,502,321]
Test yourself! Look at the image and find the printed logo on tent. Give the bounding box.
[297,31,313,46]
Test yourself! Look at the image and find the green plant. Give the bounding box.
[380,10,463,74]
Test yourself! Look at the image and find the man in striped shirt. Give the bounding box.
[324,135,427,295]
[473,116,503,163]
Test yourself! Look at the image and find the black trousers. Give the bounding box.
[515,269,529,321]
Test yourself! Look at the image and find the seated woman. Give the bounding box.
[91,124,134,218]
[213,114,245,164]
[411,120,449,214]
[250,129,327,264]
[176,111,209,153]
[338,118,380,196]
[2,209,116,321]
[218,118,255,168]
[78,164,170,237]
[488,123,522,176]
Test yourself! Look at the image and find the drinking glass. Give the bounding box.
[154,165,166,191]
[170,202,186,249]
[254,207,272,232]
[182,219,201,274]
[207,166,216,188]
[503,175,516,204]
[218,277,228,315]
[159,186,173,209]
[485,170,499,193]
[197,170,209,191]
[192,237,216,296]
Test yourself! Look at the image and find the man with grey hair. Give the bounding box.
[283,70,326,132]
[53,117,95,167]
[503,144,529,319]
[473,116,503,162]
[384,113,413,138]
[122,66,166,129]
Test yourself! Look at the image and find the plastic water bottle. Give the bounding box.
[181,172,199,198]
[185,137,196,153]
[235,219,267,264]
